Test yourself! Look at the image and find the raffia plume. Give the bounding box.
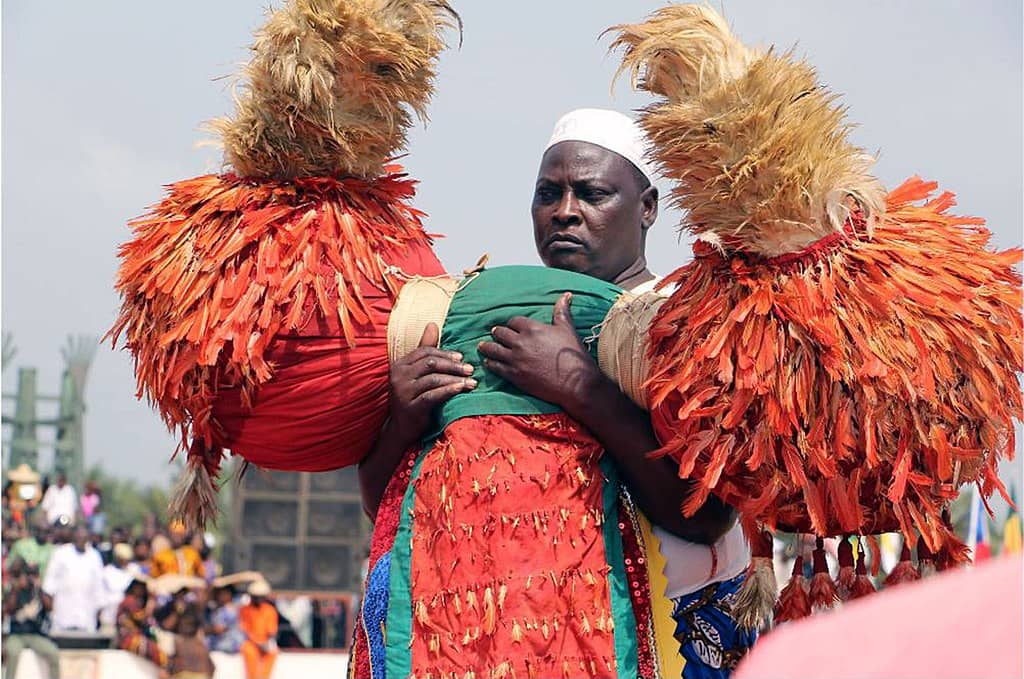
[168,455,220,530]
[731,529,776,630]
[209,0,460,180]
[608,4,885,257]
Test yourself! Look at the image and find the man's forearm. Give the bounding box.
[563,372,736,544]
[358,420,416,521]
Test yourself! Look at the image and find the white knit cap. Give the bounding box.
[544,108,657,186]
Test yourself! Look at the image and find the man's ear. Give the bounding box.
[640,185,659,230]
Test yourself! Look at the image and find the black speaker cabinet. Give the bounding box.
[228,465,369,594]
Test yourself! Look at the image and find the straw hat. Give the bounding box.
[211,571,265,589]
[7,464,39,484]
[248,579,271,597]
[113,543,133,562]
[150,574,207,597]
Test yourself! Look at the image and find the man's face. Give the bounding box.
[532,141,656,283]
[56,475,66,488]
[72,527,89,552]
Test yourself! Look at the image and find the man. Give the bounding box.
[3,561,61,679]
[39,472,77,527]
[116,576,170,679]
[150,522,205,579]
[99,543,136,632]
[6,525,54,579]
[129,536,154,577]
[481,109,755,675]
[359,110,752,676]
[41,525,105,632]
[239,580,278,679]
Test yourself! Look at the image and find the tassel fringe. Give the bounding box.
[774,556,811,624]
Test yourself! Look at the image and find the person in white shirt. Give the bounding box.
[99,543,136,632]
[41,526,105,632]
[40,472,78,527]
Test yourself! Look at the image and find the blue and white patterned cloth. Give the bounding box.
[360,552,391,679]
[671,572,757,679]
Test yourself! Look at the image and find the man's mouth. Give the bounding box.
[544,233,586,252]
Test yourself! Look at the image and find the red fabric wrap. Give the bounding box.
[212,241,444,470]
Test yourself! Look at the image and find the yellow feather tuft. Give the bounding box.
[209,0,460,180]
[608,4,886,257]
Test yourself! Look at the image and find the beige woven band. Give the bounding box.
[597,291,667,409]
[387,276,461,363]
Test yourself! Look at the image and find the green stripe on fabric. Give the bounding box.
[429,265,621,438]
[600,458,639,678]
[384,443,430,679]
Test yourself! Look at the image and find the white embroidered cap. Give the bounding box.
[544,108,658,185]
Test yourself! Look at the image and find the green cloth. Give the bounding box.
[432,265,621,437]
[6,538,54,578]
[384,442,430,679]
[600,458,640,678]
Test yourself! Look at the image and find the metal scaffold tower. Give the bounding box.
[2,334,96,488]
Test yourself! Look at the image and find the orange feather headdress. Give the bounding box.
[109,0,460,527]
[607,4,1022,627]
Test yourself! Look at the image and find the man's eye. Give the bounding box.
[581,189,609,202]
[535,188,559,203]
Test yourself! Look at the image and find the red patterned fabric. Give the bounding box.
[407,414,620,679]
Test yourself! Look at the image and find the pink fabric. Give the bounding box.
[80,492,100,518]
[735,554,1023,679]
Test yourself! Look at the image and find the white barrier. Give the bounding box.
[7,649,349,679]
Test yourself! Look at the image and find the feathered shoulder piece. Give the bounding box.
[109,0,459,527]
[606,4,1022,626]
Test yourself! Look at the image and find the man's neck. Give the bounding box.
[611,258,655,291]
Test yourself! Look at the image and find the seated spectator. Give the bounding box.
[206,584,244,653]
[100,543,136,633]
[156,585,203,634]
[6,525,54,579]
[151,523,205,579]
[41,525,104,632]
[39,472,77,527]
[117,577,170,679]
[3,561,60,679]
[169,610,216,679]
[240,580,278,679]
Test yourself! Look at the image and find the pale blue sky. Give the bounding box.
[3,2,1021,505]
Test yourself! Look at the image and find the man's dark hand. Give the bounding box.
[388,322,477,443]
[359,322,476,520]
[478,292,599,412]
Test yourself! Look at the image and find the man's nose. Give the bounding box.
[553,190,581,225]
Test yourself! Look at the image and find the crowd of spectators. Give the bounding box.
[0,471,311,679]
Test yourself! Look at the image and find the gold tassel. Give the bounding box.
[511,618,523,644]
[482,587,496,635]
